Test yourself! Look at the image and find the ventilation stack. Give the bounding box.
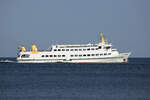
[20,46,26,52]
[32,44,38,54]
[100,32,105,44]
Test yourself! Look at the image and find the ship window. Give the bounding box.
[79,49,82,51]
[83,49,86,51]
[58,55,61,57]
[87,54,90,56]
[71,55,73,57]
[91,48,95,50]
[92,54,95,56]
[75,49,78,51]
[66,49,69,51]
[108,53,111,55]
[46,55,48,57]
[50,55,53,57]
[96,48,98,50]
[58,49,61,51]
[70,49,74,51]
[100,54,103,56]
[96,54,99,56]
[62,49,65,51]
[106,46,111,49]
[75,55,78,57]
[17,54,20,57]
[112,49,116,51]
[41,55,44,57]
[21,54,30,58]
[104,53,107,55]
[62,55,65,57]
[79,55,82,57]
[54,55,57,57]
[83,54,86,56]
[87,48,90,50]
[54,49,57,51]
[98,46,101,49]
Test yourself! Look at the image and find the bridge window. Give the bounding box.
[21,54,30,58]
[106,46,111,49]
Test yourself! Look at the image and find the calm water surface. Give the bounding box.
[0,58,150,100]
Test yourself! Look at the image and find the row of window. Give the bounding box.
[70,53,111,57]
[42,55,65,57]
[41,53,111,58]
[53,47,102,51]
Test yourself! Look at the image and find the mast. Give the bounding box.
[100,32,105,44]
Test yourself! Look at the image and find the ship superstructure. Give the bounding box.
[17,32,131,63]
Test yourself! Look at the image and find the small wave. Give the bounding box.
[0,59,15,63]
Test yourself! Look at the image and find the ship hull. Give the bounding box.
[17,52,130,63]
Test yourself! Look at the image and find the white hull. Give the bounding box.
[17,53,130,63]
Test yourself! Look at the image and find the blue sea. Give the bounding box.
[0,58,150,100]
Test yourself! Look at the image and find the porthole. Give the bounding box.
[41,55,44,57]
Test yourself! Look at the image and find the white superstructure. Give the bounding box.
[17,32,131,63]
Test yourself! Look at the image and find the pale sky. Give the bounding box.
[0,0,150,57]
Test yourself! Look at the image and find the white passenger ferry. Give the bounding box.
[17,32,131,63]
